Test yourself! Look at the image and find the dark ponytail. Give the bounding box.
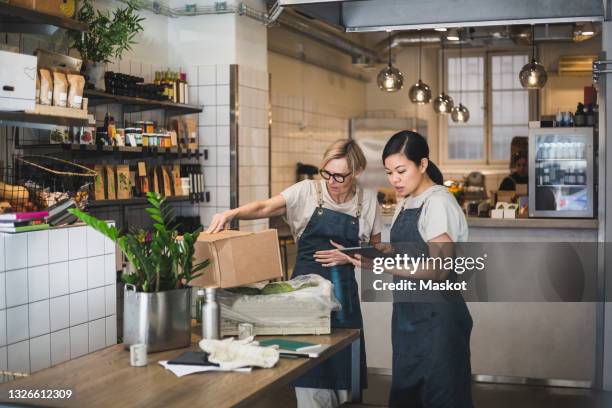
[382,130,444,185]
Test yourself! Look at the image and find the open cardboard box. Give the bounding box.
[188,229,283,288]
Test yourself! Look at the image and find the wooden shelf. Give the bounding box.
[88,195,193,208]
[0,3,87,33]
[0,110,88,130]
[84,90,203,114]
[17,143,205,159]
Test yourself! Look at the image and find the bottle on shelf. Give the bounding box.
[585,104,595,127]
[574,103,585,127]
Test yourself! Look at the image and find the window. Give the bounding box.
[443,51,530,165]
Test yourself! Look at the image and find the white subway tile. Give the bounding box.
[5,269,27,308]
[49,295,69,332]
[198,85,216,106]
[199,105,216,127]
[199,208,217,228]
[0,273,5,310]
[203,187,217,208]
[29,334,50,373]
[87,256,105,289]
[199,126,216,147]
[70,323,88,359]
[185,65,198,86]
[27,230,48,267]
[0,310,5,346]
[105,285,116,316]
[217,187,230,208]
[105,315,117,346]
[204,167,217,187]
[7,340,30,374]
[49,262,69,298]
[217,146,230,166]
[216,65,229,85]
[5,233,27,271]
[216,84,230,105]
[6,305,28,344]
[28,300,50,338]
[50,329,70,366]
[49,228,69,264]
[104,229,115,255]
[104,254,116,286]
[87,287,105,321]
[27,265,49,303]
[86,227,105,258]
[217,105,230,126]
[188,85,198,105]
[0,235,4,271]
[68,226,87,260]
[216,126,230,146]
[68,259,87,293]
[201,146,217,166]
[216,166,231,187]
[198,65,216,86]
[0,346,6,370]
[88,319,106,353]
[69,291,88,326]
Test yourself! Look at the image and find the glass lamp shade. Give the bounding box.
[451,103,470,123]
[519,59,548,89]
[377,65,404,92]
[433,93,454,114]
[408,79,432,104]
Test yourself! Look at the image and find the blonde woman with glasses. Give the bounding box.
[207,139,382,408]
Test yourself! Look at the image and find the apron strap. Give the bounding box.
[355,185,363,219]
[313,180,324,208]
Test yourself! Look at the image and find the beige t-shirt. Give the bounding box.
[281,179,382,242]
[393,184,468,242]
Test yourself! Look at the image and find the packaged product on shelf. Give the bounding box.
[152,166,160,194]
[137,162,148,194]
[115,128,125,146]
[173,164,182,195]
[79,126,95,145]
[49,126,69,144]
[67,73,85,109]
[52,71,68,107]
[129,170,138,196]
[162,166,173,196]
[105,165,117,200]
[94,165,106,200]
[181,117,198,149]
[116,165,131,199]
[39,68,53,105]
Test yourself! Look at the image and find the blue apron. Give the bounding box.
[292,181,367,391]
[389,202,473,408]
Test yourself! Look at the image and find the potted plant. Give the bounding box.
[69,0,144,89]
[69,192,209,352]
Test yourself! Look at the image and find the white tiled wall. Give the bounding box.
[270,93,355,196]
[238,66,270,232]
[0,226,117,376]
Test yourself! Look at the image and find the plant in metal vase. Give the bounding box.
[69,192,209,352]
[69,0,144,89]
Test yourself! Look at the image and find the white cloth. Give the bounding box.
[158,360,252,378]
[198,336,279,370]
[393,184,468,242]
[295,387,348,408]
[281,179,382,242]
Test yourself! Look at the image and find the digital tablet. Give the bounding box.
[340,246,388,259]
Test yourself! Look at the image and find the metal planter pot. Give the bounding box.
[123,284,192,353]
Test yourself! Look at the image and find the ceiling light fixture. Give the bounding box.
[409,32,432,104]
[446,28,460,41]
[519,25,548,89]
[433,40,454,114]
[451,36,470,123]
[377,31,404,92]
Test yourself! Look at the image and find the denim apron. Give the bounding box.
[292,181,367,391]
[389,201,473,408]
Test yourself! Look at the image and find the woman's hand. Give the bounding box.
[206,209,236,233]
[314,240,353,267]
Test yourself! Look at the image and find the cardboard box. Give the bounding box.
[94,165,105,200]
[189,229,283,289]
[105,165,116,200]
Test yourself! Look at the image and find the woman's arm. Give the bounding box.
[315,232,382,267]
[206,195,287,233]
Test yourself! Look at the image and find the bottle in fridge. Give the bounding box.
[529,127,594,218]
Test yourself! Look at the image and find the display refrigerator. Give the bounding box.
[529,127,595,218]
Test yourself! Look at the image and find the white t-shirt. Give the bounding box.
[392,184,468,242]
[281,179,382,242]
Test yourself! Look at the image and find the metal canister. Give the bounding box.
[202,288,220,340]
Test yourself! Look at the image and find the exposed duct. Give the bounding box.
[375,31,442,56]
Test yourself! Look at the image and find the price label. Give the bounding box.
[137,162,147,177]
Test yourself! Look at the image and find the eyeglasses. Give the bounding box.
[319,169,352,183]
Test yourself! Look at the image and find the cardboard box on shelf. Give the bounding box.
[94,165,105,200]
[188,229,283,289]
[105,165,116,200]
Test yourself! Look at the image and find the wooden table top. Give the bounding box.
[0,328,360,408]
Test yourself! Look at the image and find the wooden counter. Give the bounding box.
[0,328,361,408]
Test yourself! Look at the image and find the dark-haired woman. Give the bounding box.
[349,131,473,407]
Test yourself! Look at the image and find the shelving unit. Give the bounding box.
[84,90,202,115]
[0,110,89,130]
[88,195,193,208]
[15,143,207,160]
[0,3,88,33]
